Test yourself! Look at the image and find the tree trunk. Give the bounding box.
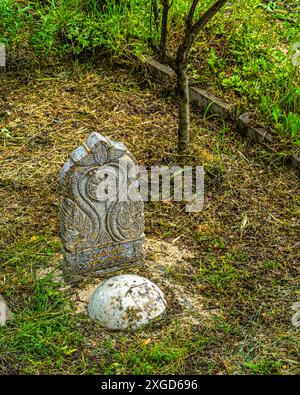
[159,0,169,63]
[167,0,229,154]
[176,58,189,154]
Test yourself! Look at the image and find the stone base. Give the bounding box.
[63,238,144,281]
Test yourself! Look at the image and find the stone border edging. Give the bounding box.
[145,56,300,175]
[189,86,235,120]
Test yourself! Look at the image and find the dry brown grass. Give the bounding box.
[0,60,299,374]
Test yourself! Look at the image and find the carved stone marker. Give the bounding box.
[59,132,144,278]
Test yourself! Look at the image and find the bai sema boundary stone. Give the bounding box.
[59,132,145,278]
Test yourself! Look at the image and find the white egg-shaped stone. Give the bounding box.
[88,274,167,331]
[0,295,12,327]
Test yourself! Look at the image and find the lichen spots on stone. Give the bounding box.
[88,274,166,331]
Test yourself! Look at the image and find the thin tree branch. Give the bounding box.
[178,0,229,64]
[191,0,228,37]
[186,0,200,29]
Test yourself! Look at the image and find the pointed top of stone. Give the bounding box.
[68,132,127,167]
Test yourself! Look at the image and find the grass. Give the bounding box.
[0,0,153,57]
[0,1,299,143]
[0,237,88,374]
[0,59,299,374]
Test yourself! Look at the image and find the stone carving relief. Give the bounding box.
[59,132,144,277]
